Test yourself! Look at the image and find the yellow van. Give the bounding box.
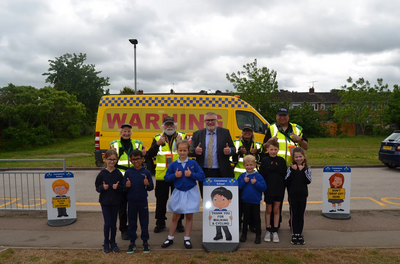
[94,93,269,167]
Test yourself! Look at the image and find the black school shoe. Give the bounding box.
[240,234,247,242]
[154,225,166,233]
[254,236,261,244]
[184,240,192,249]
[161,239,174,248]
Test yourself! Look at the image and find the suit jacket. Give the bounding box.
[190,126,236,178]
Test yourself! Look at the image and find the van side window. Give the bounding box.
[236,111,265,134]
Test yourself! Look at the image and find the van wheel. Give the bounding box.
[384,163,398,168]
[95,160,104,167]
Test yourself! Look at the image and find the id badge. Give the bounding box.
[165,154,173,168]
[288,145,295,161]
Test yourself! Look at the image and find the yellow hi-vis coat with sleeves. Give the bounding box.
[270,123,303,167]
[155,132,187,181]
[110,139,143,175]
[232,139,263,179]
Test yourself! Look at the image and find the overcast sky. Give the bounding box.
[1,0,399,95]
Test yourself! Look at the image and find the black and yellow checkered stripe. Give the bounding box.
[99,96,248,108]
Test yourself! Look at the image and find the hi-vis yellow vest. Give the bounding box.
[155,132,186,181]
[270,123,303,167]
[110,139,143,175]
[232,140,263,179]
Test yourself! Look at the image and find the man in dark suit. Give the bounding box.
[190,112,236,197]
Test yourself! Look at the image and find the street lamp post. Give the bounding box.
[129,39,138,94]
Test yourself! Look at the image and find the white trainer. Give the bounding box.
[272,232,280,243]
[264,231,271,242]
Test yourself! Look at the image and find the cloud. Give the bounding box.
[1,0,399,95]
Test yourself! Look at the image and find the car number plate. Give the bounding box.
[382,146,392,150]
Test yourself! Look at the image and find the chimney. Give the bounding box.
[170,89,174,94]
[309,87,315,93]
[138,90,143,95]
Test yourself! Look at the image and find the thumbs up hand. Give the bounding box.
[244,174,249,183]
[112,181,119,190]
[103,181,109,190]
[298,163,305,171]
[125,178,131,188]
[175,168,182,178]
[251,177,256,184]
[251,146,258,154]
[157,136,166,146]
[223,143,230,155]
[144,175,149,186]
[185,167,191,177]
[195,143,202,155]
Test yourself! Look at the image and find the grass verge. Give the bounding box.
[0,135,384,168]
[1,248,400,264]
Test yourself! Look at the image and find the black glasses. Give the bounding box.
[131,158,143,161]
[205,119,216,123]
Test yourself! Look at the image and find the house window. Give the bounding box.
[311,103,318,111]
[290,103,301,109]
[321,104,325,110]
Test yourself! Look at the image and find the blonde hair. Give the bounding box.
[243,154,256,165]
[176,139,190,150]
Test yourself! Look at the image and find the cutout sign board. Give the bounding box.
[322,166,351,220]
[45,172,77,226]
[202,178,239,252]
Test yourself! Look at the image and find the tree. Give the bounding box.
[42,53,110,123]
[289,103,327,137]
[120,86,135,94]
[334,77,389,135]
[384,84,400,129]
[0,84,86,149]
[226,59,279,122]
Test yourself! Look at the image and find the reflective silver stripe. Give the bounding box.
[238,158,244,162]
[234,168,246,173]
[113,142,119,155]
[278,150,287,155]
[157,164,166,168]
[235,141,241,149]
[118,161,129,165]
[157,151,176,155]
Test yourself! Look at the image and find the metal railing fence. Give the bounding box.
[0,159,66,211]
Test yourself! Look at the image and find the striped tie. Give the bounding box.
[207,132,214,168]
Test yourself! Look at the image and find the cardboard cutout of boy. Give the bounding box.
[209,187,233,241]
[51,179,70,217]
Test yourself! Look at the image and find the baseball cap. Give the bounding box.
[276,107,289,115]
[163,116,175,124]
[242,124,253,131]
[120,123,132,129]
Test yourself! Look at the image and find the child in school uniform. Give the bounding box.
[285,147,312,245]
[237,154,267,244]
[124,149,154,254]
[161,140,205,249]
[259,139,287,243]
[95,149,124,253]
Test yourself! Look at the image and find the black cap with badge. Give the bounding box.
[276,107,289,115]
[120,123,132,129]
[163,116,175,124]
[242,124,253,131]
